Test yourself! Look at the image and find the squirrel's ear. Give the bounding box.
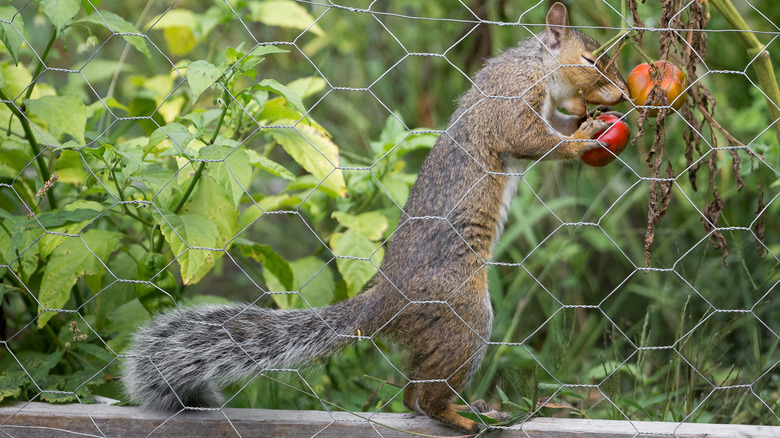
[544,2,570,52]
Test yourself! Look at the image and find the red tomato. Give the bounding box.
[628,61,687,117]
[580,114,631,167]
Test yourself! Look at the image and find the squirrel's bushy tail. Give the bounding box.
[123,298,367,411]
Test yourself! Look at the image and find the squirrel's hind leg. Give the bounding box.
[413,381,482,433]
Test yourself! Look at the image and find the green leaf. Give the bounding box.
[0,143,32,179]
[181,175,238,252]
[75,342,116,363]
[38,201,105,258]
[186,60,227,99]
[154,175,236,285]
[148,9,197,56]
[0,368,26,402]
[135,252,178,314]
[255,79,305,114]
[154,210,218,285]
[0,6,24,64]
[105,299,149,352]
[264,256,334,309]
[332,211,388,241]
[330,229,384,297]
[234,239,293,290]
[37,229,122,328]
[54,149,86,184]
[247,45,289,57]
[31,350,67,384]
[148,122,195,154]
[248,0,324,36]
[286,76,327,99]
[77,11,153,65]
[380,171,415,206]
[200,142,253,207]
[41,0,80,31]
[246,149,296,180]
[266,123,346,197]
[0,63,32,97]
[24,95,87,144]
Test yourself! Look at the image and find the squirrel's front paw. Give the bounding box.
[575,117,611,139]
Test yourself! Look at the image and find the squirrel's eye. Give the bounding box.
[581,55,596,65]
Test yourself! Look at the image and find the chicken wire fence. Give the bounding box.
[0,0,779,436]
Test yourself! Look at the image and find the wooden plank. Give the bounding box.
[1,403,779,437]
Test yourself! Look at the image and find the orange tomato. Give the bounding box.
[580,114,631,167]
[627,61,687,117]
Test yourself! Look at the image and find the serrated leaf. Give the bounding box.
[249,0,324,36]
[330,229,383,297]
[266,123,346,197]
[186,60,227,99]
[234,239,293,290]
[0,6,24,64]
[37,229,122,328]
[77,11,153,66]
[41,0,80,31]
[24,95,87,144]
[0,369,26,402]
[246,149,295,180]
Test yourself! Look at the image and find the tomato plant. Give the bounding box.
[580,114,631,167]
[628,61,687,117]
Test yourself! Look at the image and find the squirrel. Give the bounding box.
[123,2,628,434]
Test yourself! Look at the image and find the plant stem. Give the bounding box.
[629,41,655,64]
[710,0,780,154]
[593,0,629,56]
[151,87,229,253]
[594,30,629,57]
[210,89,230,145]
[0,90,57,209]
[25,30,57,100]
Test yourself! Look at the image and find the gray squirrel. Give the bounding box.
[123,2,628,433]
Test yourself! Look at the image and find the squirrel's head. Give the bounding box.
[542,2,629,116]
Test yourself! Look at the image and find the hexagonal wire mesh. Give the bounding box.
[0,0,779,436]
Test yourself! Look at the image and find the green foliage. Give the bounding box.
[0,0,431,407]
[0,0,777,428]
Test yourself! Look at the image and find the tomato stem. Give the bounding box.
[629,41,655,65]
[593,0,628,57]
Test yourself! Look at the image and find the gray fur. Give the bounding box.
[123,302,360,411]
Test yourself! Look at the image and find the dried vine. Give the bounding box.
[627,0,765,266]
